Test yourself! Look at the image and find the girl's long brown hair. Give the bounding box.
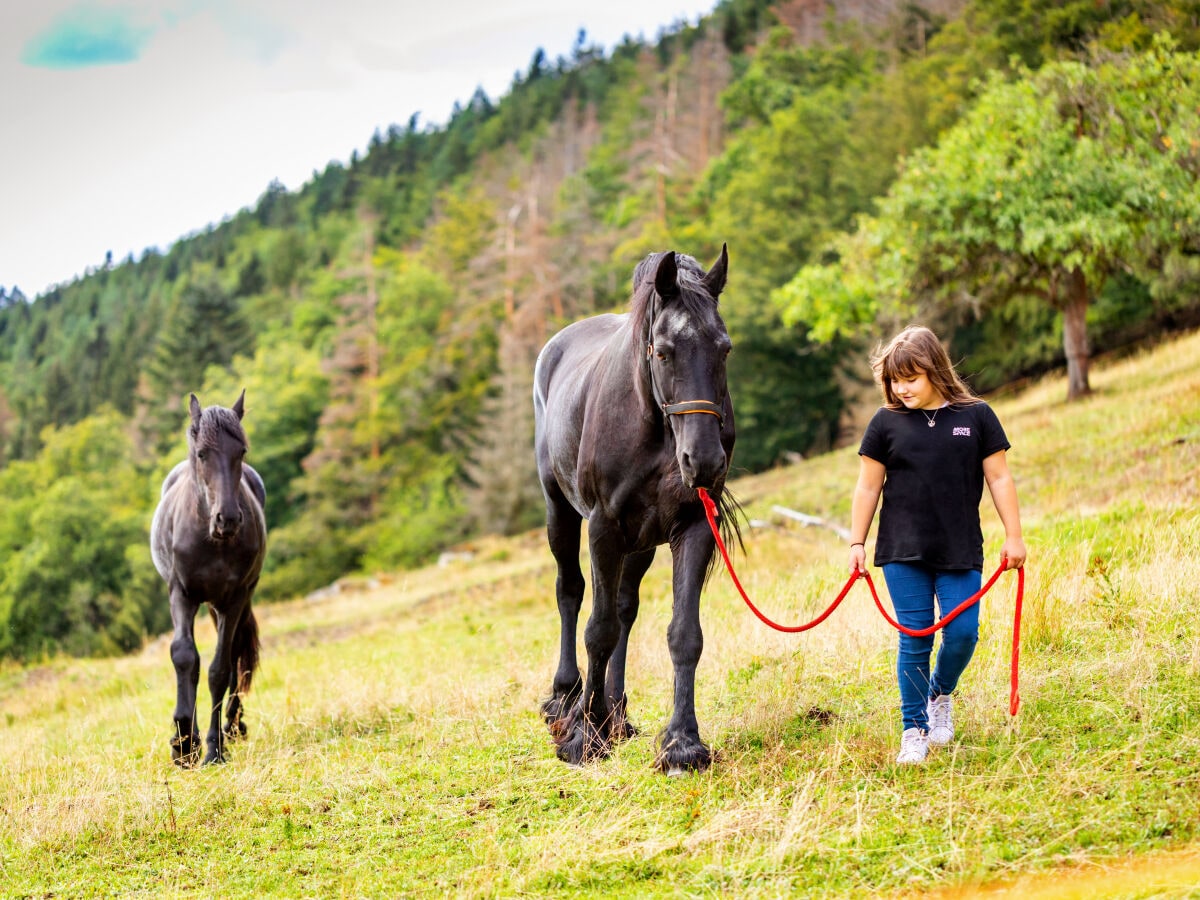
[871,325,980,409]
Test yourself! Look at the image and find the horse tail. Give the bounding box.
[706,486,746,583]
[234,608,261,695]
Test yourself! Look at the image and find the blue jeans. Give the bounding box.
[881,562,982,732]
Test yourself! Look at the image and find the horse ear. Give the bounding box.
[703,243,729,298]
[654,251,679,300]
[232,389,245,420]
[189,394,202,431]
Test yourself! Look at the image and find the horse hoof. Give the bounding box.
[555,719,611,765]
[170,733,202,768]
[540,692,581,727]
[223,719,247,741]
[609,718,638,743]
[655,734,712,774]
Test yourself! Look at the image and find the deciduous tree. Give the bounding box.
[776,38,1200,399]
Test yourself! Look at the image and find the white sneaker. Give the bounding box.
[927,694,954,746]
[897,727,929,764]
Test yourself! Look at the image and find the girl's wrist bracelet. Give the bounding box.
[850,542,864,548]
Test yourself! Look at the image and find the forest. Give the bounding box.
[1,0,1198,661]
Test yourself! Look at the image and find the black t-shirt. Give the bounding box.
[859,402,1010,571]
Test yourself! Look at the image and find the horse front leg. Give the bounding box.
[556,518,623,765]
[656,524,715,775]
[540,489,585,731]
[222,602,253,742]
[168,585,201,767]
[605,548,655,743]
[202,605,239,765]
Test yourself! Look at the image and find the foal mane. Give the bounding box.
[190,406,247,452]
[628,251,719,355]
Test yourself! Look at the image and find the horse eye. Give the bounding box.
[197,451,208,462]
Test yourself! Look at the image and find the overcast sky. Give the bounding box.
[1,0,716,299]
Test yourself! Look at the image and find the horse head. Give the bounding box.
[188,390,250,541]
[642,245,732,491]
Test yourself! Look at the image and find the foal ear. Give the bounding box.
[703,243,729,298]
[232,389,246,421]
[189,394,202,432]
[654,250,679,300]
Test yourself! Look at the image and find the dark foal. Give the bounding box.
[150,391,266,766]
[533,246,737,774]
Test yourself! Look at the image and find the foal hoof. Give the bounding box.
[170,733,202,768]
[223,718,247,741]
[555,718,611,766]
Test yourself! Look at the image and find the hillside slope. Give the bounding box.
[1,328,1198,896]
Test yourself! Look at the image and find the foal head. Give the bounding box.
[188,391,249,541]
[633,245,732,491]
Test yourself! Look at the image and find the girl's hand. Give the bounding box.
[1001,536,1027,570]
[849,544,867,575]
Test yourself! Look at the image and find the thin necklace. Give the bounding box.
[920,405,943,428]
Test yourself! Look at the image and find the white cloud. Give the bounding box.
[1,0,716,298]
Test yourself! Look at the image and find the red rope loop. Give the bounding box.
[698,488,1024,716]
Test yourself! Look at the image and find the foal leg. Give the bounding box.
[605,548,655,742]
[168,586,202,767]
[557,517,623,765]
[223,665,246,741]
[222,603,253,741]
[202,607,239,765]
[540,487,585,730]
[656,525,715,775]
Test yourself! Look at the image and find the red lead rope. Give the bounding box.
[698,488,1025,716]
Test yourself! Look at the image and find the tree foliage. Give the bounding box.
[775,36,1200,399]
[3,0,1200,659]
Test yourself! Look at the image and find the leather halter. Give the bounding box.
[661,398,724,422]
[646,291,725,427]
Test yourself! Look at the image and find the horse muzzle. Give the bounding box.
[678,446,727,491]
[209,510,243,541]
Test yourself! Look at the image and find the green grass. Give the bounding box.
[4,331,1200,898]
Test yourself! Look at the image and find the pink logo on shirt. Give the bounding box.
[953,427,971,436]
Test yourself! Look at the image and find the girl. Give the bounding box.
[848,325,1026,764]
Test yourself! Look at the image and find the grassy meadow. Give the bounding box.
[3,329,1200,898]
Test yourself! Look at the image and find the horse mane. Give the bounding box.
[191,406,248,450]
[628,251,719,355]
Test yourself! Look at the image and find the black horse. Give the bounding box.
[533,246,737,774]
[150,391,267,766]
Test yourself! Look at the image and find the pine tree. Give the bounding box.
[138,276,252,454]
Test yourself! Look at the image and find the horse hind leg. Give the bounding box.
[223,676,246,741]
[555,518,626,766]
[605,548,654,743]
[539,489,585,732]
[222,606,259,741]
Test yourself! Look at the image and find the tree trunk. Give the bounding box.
[1061,267,1091,400]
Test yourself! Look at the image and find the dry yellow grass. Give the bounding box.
[2,330,1200,897]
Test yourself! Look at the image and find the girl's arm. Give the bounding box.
[983,449,1026,570]
[849,455,885,573]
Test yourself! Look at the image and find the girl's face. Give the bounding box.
[890,369,943,410]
